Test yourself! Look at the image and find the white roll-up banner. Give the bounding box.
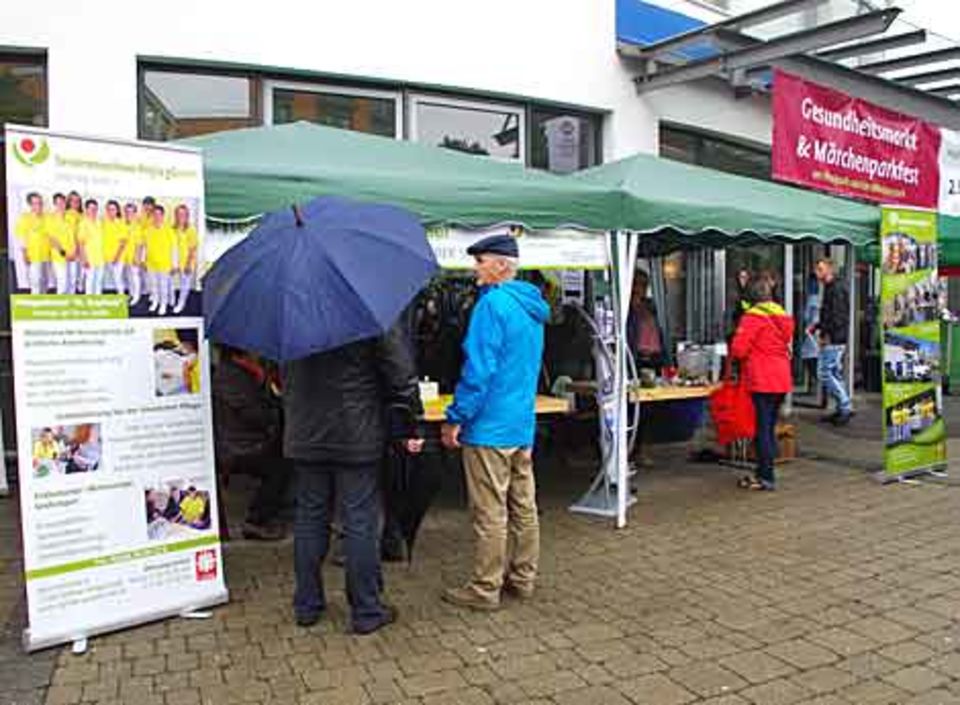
[4,125,227,651]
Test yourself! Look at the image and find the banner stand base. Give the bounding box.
[873,464,949,484]
[23,590,228,653]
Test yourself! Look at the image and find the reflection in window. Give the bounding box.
[272,88,396,137]
[140,70,258,141]
[660,125,771,181]
[0,57,46,127]
[529,109,601,174]
[413,98,522,160]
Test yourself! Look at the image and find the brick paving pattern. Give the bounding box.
[1,410,960,705]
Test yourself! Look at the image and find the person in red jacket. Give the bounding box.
[731,274,795,491]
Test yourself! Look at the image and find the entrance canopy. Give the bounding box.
[573,152,880,254]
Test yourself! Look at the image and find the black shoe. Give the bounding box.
[352,604,397,635]
[831,412,852,427]
[242,521,286,541]
[295,611,323,627]
[381,539,407,563]
[820,411,840,423]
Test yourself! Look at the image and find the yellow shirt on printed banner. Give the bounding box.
[124,221,144,265]
[32,439,59,461]
[45,213,77,264]
[176,226,199,272]
[145,224,178,273]
[77,219,106,267]
[179,495,206,524]
[102,219,129,264]
[15,213,50,263]
[186,356,201,394]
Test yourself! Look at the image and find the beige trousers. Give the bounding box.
[462,445,540,601]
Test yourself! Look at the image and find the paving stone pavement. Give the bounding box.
[2,409,960,705]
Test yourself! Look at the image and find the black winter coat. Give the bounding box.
[282,322,421,465]
[212,354,282,462]
[817,279,849,345]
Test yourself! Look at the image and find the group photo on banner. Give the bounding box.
[4,125,225,651]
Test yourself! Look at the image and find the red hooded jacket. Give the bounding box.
[730,302,795,394]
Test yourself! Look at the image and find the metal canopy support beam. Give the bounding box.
[927,82,960,98]
[856,46,960,75]
[898,66,960,88]
[635,8,900,93]
[633,0,829,61]
[815,30,927,62]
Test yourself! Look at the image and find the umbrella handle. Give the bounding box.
[292,205,305,227]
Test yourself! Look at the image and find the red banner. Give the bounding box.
[773,70,941,208]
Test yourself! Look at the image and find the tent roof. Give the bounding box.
[573,152,881,250]
[182,121,619,231]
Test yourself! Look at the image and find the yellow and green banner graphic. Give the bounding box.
[880,207,948,478]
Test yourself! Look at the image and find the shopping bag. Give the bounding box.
[709,374,755,445]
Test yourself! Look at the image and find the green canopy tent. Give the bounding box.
[182,121,619,230]
[572,152,881,253]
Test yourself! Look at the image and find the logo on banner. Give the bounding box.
[11,137,50,167]
[194,549,218,581]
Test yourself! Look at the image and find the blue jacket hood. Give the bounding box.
[496,280,550,324]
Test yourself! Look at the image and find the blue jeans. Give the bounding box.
[293,461,387,631]
[752,393,784,488]
[818,345,851,415]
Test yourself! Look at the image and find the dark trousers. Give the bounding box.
[752,393,784,487]
[293,460,387,631]
[245,454,293,526]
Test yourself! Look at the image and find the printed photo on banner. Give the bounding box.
[30,423,102,479]
[885,389,941,448]
[144,478,213,541]
[7,188,202,318]
[883,332,940,384]
[882,271,944,329]
[153,328,201,397]
[882,232,938,275]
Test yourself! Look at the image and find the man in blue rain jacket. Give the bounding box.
[440,233,549,611]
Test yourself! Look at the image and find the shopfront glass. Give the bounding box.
[411,95,523,161]
[140,69,259,141]
[271,85,398,138]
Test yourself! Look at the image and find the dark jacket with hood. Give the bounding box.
[446,280,550,448]
[282,321,421,465]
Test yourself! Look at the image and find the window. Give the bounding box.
[0,55,46,127]
[529,108,601,174]
[410,95,524,161]
[660,124,771,181]
[140,69,259,141]
[266,81,400,138]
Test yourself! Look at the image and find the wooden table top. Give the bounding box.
[421,394,572,423]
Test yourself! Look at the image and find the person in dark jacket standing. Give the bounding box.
[212,346,290,540]
[731,276,794,491]
[440,234,549,611]
[810,258,852,425]
[283,322,422,634]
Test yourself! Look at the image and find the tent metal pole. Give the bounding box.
[784,245,795,416]
[847,244,856,402]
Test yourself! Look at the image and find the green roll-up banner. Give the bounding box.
[880,207,948,479]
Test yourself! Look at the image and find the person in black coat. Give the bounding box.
[212,346,291,540]
[283,321,422,634]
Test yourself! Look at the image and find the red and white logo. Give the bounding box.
[194,549,218,581]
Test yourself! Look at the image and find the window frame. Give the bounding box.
[264,79,403,139]
[408,92,526,163]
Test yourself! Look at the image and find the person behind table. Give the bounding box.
[15,192,49,294]
[283,317,422,633]
[440,234,549,612]
[45,193,78,295]
[123,202,146,306]
[145,204,178,316]
[77,199,106,295]
[172,204,199,314]
[810,258,852,426]
[626,268,665,467]
[731,274,794,491]
[102,200,129,296]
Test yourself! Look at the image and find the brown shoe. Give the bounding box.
[502,581,534,601]
[442,586,501,612]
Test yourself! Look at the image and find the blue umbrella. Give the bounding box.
[203,196,438,361]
